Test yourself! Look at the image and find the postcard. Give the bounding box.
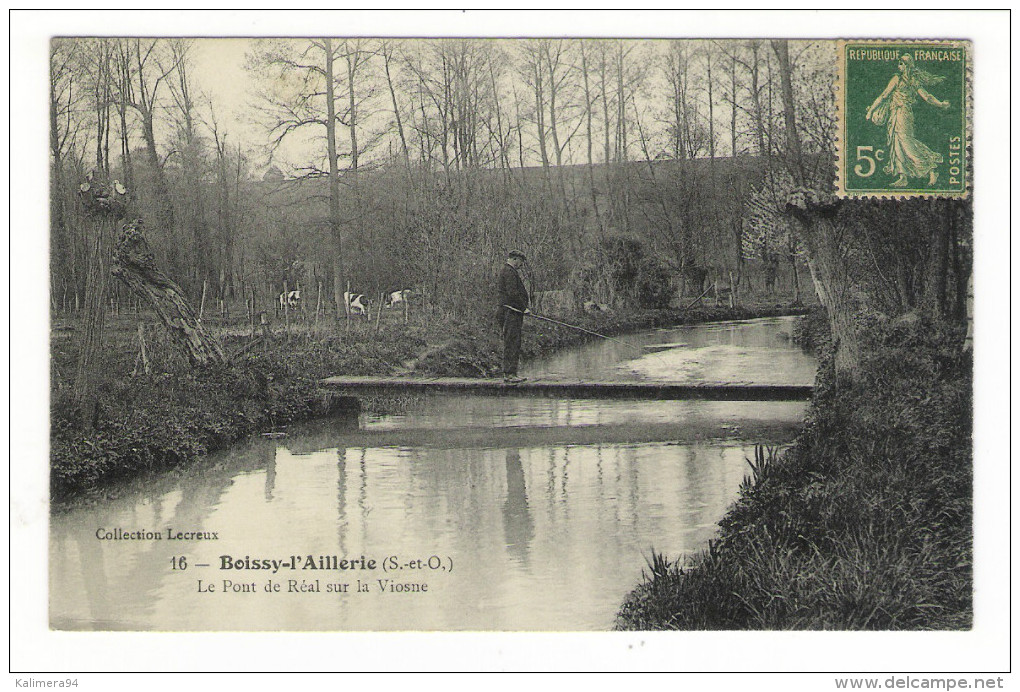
[10,9,1011,678]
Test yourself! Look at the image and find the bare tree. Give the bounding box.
[166,39,217,296]
[771,40,805,185]
[72,171,128,428]
[578,40,604,233]
[50,39,86,312]
[380,41,411,178]
[248,38,349,317]
[126,39,184,244]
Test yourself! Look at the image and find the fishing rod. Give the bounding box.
[502,304,668,363]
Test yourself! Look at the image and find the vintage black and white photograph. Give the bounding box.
[9,8,1011,677]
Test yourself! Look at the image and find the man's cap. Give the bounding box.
[508,250,527,260]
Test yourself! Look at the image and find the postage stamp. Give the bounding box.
[837,40,969,198]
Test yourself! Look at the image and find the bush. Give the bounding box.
[571,235,674,309]
[616,316,972,630]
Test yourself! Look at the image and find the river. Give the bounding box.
[49,316,815,631]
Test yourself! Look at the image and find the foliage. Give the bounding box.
[741,166,803,263]
[571,235,674,309]
[616,318,972,630]
[790,307,832,354]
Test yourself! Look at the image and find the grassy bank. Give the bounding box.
[50,302,807,508]
[616,315,972,630]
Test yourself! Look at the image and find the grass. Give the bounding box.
[615,316,972,630]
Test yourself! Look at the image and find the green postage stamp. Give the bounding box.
[837,40,969,198]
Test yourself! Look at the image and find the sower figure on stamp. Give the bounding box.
[496,250,530,383]
[865,53,951,188]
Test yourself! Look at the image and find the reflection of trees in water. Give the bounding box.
[51,438,276,629]
[592,445,622,555]
[561,448,571,503]
[545,448,557,521]
[331,446,369,554]
[357,448,368,547]
[336,448,347,555]
[502,449,534,566]
[263,440,277,501]
[67,524,112,627]
[626,446,640,534]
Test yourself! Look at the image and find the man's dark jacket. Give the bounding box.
[496,262,529,319]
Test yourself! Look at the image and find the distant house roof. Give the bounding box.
[262,165,285,182]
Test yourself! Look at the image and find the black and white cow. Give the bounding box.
[344,291,369,318]
[384,289,411,309]
[277,290,301,313]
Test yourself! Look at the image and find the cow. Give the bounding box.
[344,291,369,318]
[277,290,301,314]
[384,289,411,309]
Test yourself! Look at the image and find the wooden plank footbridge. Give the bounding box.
[319,375,813,401]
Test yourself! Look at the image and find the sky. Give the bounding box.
[162,36,837,177]
[188,39,252,141]
[174,36,767,174]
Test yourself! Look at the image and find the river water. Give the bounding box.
[50,316,815,631]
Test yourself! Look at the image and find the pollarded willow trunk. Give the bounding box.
[72,172,129,429]
[786,190,971,382]
[112,218,225,367]
[784,189,879,381]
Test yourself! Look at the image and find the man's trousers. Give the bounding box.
[502,310,524,376]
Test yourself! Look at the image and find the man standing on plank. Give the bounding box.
[496,250,530,383]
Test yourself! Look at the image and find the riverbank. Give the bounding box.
[615,315,972,630]
[50,303,809,508]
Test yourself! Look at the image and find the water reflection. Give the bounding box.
[263,441,277,501]
[502,449,534,566]
[336,449,347,555]
[50,437,277,630]
[524,316,816,385]
[50,317,814,631]
[51,428,796,630]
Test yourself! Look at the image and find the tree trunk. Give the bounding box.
[72,173,129,429]
[785,190,871,379]
[346,44,366,294]
[750,42,767,157]
[324,39,345,319]
[921,199,952,319]
[72,217,115,428]
[112,219,225,367]
[382,44,411,179]
[771,40,806,185]
[140,115,175,238]
[579,43,603,234]
[790,256,802,306]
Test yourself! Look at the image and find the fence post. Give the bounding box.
[199,279,208,320]
[131,323,151,377]
[283,280,290,338]
[345,281,351,337]
[315,281,322,331]
[375,293,384,335]
[250,286,257,339]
